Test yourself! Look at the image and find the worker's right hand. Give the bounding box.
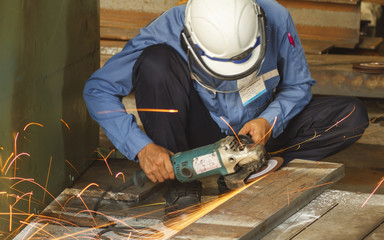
[137,143,175,183]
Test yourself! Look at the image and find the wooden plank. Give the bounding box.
[170,160,344,240]
[301,39,334,55]
[263,190,384,240]
[100,39,128,49]
[358,37,384,50]
[307,54,384,98]
[100,9,159,40]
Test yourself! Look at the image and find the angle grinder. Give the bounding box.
[133,135,282,190]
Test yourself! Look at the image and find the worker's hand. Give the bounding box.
[137,143,175,183]
[238,118,271,145]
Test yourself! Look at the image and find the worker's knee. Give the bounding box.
[133,44,185,89]
[335,96,369,137]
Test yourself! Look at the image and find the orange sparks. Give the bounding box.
[269,130,320,155]
[9,205,12,232]
[115,172,126,182]
[4,153,30,175]
[77,196,98,227]
[255,116,277,146]
[20,219,64,240]
[98,108,179,114]
[361,176,384,208]
[325,105,356,132]
[62,195,76,210]
[25,222,50,240]
[97,149,115,175]
[1,153,14,173]
[160,175,271,239]
[28,193,32,214]
[60,118,71,132]
[23,122,44,131]
[10,177,64,209]
[14,132,19,177]
[43,156,53,204]
[65,159,79,175]
[11,192,33,207]
[220,116,244,149]
[12,214,34,239]
[370,113,384,124]
[77,183,100,197]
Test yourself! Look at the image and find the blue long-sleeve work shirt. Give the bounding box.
[83,0,316,161]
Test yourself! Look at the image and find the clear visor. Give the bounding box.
[187,52,261,93]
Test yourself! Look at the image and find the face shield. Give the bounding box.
[182,0,267,93]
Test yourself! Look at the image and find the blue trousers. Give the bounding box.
[132,44,369,163]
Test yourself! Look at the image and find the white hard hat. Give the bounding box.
[182,0,266,84]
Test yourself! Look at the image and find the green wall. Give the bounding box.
[0,0,99,237]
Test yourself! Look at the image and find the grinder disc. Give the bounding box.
[245,157,284,183]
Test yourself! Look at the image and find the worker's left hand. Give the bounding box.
[238,118,271,145]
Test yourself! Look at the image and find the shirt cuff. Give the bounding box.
[123,126,153,161]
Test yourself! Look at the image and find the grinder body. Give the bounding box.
[171,135,267,186]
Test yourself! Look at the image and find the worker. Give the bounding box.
[83,0,369,215]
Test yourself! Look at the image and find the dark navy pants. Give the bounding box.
[132,44,369,163]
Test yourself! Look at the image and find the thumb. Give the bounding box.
[238,123,250,136]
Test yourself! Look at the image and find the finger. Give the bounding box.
[147,173,157,183]
[239,124,250,136]
[252,131,265,145]
[164,159,175,179]
[153,170,165,183]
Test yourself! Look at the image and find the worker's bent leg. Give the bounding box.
[266,96,369,163]
[132,44,225,153]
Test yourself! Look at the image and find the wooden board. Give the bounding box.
[357,37,384,51]
[301,39,334,55]
[263,190,384,240]
[14,159,344,239]
[100,8,159,40]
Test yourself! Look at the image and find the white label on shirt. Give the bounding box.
[239,69,279,106]
[193,152,222,174]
